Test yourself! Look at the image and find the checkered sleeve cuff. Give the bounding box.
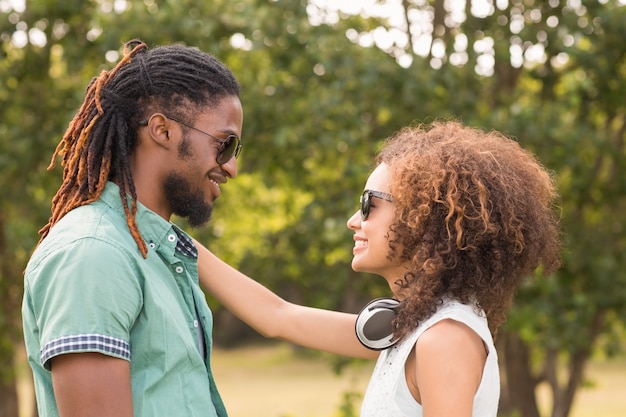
[41,334,131,370]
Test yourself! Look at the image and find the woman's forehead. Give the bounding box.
[364,163,391,192]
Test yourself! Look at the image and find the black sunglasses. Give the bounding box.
[164,115,242,165]
[360,189,393,221]
[140,114,242,165]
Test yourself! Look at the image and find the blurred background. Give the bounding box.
[1,0,625,416]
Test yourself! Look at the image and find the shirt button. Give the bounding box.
[148,242,156,249]
[168,234,176,242]
[175,266,184,274]
[193,320,199,328]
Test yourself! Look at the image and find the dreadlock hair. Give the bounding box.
[38,39,240,258]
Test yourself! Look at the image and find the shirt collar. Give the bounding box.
[100,182,197,259]
[172,225,198,258]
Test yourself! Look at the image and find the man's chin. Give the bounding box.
[185,209,212,228]
[164,175,214,228]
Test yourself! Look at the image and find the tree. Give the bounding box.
[1,0,624,416]
[343,1,625,416]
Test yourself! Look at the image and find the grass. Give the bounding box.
[17,342,626,417]
[212,343,626,417]
[211,343,373,417]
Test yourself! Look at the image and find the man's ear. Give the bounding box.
[143,113,174,149]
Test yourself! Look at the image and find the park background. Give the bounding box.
[1,0,625,416]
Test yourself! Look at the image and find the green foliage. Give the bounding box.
[1,1,625,416]
[333,389,362,417]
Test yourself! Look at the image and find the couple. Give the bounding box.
[22,40,561,417]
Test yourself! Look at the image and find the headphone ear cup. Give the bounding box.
[355,298,400,350]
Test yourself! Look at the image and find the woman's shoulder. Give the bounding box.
[417,298,496,353]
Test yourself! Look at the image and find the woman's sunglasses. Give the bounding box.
[360,189,393,221]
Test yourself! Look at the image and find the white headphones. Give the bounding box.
[355,298,400,350]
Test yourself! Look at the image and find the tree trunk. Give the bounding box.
[548,311,605,417]
[498,330,541,417]
[0,380,19,417]
[0,212,21,417]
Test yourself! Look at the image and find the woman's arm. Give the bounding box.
[195,241,377,360]
[409,319,487,417]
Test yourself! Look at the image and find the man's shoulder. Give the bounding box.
[27,202,137,269]
[50,201,129,241]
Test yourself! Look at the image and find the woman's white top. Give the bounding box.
[360,299,500,417]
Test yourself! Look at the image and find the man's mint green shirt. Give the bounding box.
[22,182,227,417]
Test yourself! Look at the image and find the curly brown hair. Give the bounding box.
[376,121,561,340]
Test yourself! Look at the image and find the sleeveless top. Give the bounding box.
[360,299,500,417]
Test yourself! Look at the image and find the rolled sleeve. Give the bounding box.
[26,236,143,370]
[41,333,131,370]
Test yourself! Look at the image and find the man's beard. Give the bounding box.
[163,173,213,227]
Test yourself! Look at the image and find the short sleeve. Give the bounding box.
[25,236,143,370]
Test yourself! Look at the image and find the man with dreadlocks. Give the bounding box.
[22,39,243,417]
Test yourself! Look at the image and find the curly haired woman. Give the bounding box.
[196,120,561,417]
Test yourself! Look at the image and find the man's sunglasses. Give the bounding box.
[140,114,242,165]
[360,189,393,221]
